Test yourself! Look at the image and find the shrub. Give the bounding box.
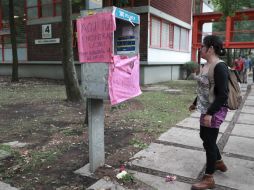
[182,61,199,79]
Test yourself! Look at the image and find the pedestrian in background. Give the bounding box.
[243,56,250,83]
[234,57,243,83]
[189,35,229,190]
[248,54,252,72]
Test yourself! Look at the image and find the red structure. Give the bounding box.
[192,9,254,62]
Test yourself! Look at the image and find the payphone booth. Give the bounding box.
[77,7,141,172]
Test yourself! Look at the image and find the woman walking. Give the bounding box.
[189,35,229,190]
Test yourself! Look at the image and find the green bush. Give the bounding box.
[182,61,199,79]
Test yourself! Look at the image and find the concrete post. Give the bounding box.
[88,98,105,172]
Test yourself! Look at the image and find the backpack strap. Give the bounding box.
[207,60,224,103]
[233,69,242,83]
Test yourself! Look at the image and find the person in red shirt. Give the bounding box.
[234,57,244,82]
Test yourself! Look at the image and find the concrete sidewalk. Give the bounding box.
[88,81,254,190]
[128,82,254,190]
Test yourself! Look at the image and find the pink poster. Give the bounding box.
[108,55,142,105]
[76,13,116,63]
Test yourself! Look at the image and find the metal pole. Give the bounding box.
[87,98,105,172]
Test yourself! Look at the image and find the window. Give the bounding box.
[150,16,189,52]
[55,0,61,15]
[161,22,174,48]
[161,22,169,48]
[72,0,86,13]
[169,24,174,48]
[112,0,134,7]
[41,0,53,17]
[180,28,189,51]
[26,0,62,19]
[27,0,38,19]
[151,17,161,47]
[173,25,180,50]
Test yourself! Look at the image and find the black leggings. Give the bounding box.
[200,126,222,174]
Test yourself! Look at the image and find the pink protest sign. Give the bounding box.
[108,55,142,105]
[77,13,116,63]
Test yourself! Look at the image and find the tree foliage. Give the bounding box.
[212,0,254,43]
[211,0,254,16]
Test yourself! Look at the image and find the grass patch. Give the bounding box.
[129,138,148,149]
[0,84,65,105]
[126,80,196,133]
[120,172,134,183]
[0,144,20,158]
[61,128,83,136]
[25,150,59,170]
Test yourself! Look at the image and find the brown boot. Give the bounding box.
[191,174,215,190]
[215,160,227,172]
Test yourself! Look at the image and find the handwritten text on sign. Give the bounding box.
[108,55,142,105]
[77,13,116,63]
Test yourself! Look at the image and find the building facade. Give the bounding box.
[0,0,212,84]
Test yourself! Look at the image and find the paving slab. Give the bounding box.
[0,182,18,190]
[237,113,254,124]
[241,88,247,94]
[190,111,235,122]
[190,111,200,118]
[223,136,254,158]
[240,83,248,88]
[176,117,200,129]
[158,127,221,149]
[142,85,169,91]
[225,110,235,121]
[231,123,254,138]
[87,179,125,190]
[241,106,254,114]
[164,89,182,94]
[241,87,247,91]
[213,156,254,190]
[131,143,205,179]
[246,95,254,100]
[176,117,229,133]
[244,100,254,106]
[74,164,94,177]
[3,141,28,148]
[249,91,254,96]
[130,171,191,190]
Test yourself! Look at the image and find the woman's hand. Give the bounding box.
[203,114,212,127]
[189,104,196,111]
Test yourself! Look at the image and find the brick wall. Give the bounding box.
[27,23,63,61]
[139,13,148,61]
[103,0,148,7]
[150,0,192,24]
[133,0,149,6]
[27,22,80,61]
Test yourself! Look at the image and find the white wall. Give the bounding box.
[0,47,27,62]
[202,2,213,36]
[148,48,191,64]
[200,1,214,63]
[146,7,192,65]
[202,1,213,13]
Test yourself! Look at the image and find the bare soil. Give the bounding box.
[0,76,196,190]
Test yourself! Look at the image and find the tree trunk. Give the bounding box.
[227,48,233,67]
[61,0,82,102]
[9,0,18,82]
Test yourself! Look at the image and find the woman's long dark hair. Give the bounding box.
[203,35,226,56]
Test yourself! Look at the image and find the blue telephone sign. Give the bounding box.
[114,7,140,24]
